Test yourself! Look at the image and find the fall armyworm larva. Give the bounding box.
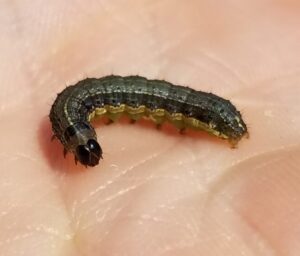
[49,75,248,167]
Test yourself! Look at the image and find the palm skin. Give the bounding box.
[1,1,300,255]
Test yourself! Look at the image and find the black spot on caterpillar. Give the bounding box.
[49,75,248,167]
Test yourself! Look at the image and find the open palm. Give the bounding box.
[1,1,300,255]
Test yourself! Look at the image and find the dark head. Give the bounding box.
[63,122,102,167]
[75,139,102,166]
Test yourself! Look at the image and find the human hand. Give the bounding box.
[1,1,300,255]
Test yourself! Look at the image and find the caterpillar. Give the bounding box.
[49,75,248,167]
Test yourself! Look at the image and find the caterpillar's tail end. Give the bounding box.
[229,131,249,148]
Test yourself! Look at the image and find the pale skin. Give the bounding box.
[1,0,300,255]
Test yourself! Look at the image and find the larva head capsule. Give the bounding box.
[63,122,103,166]
[75,139,103,166]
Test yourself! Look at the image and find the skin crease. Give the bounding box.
[0,0,300,255]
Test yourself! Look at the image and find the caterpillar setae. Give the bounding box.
[49,75,248,167]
